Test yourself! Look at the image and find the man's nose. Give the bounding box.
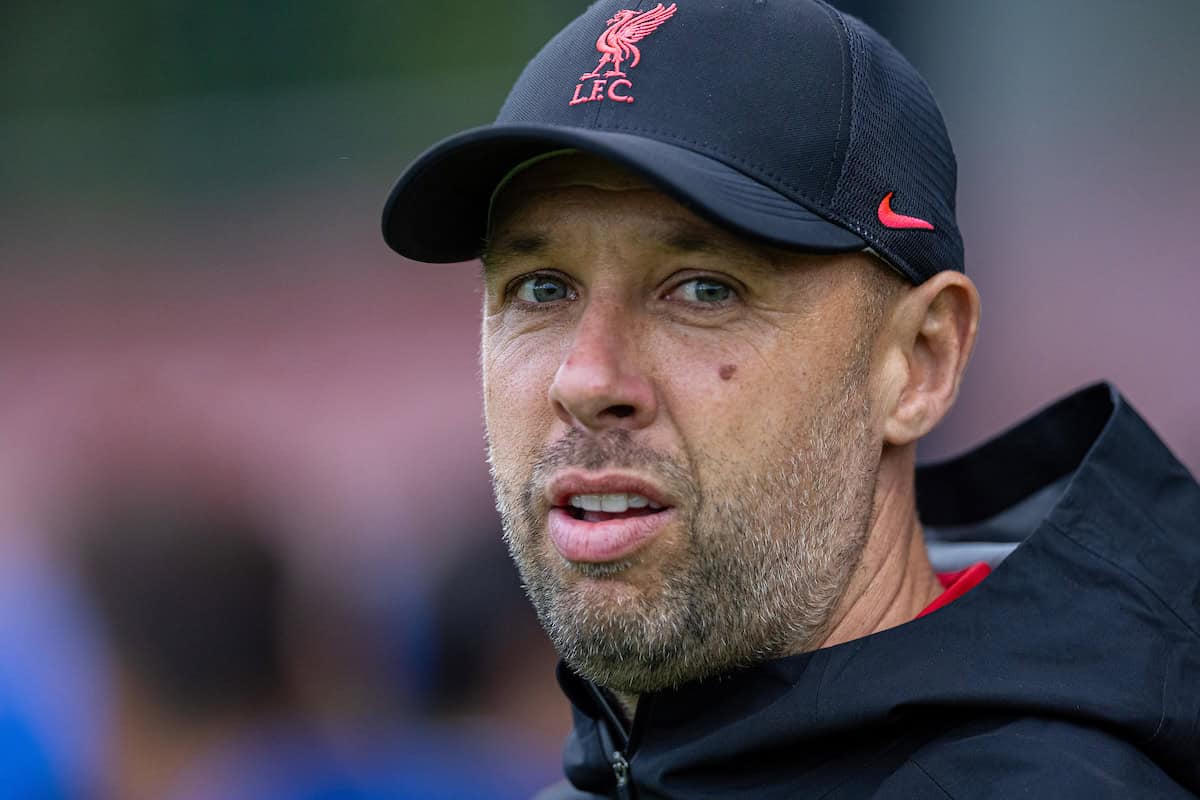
[548,300,658,433]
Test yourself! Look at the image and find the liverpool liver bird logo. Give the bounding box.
[580,3,678,80]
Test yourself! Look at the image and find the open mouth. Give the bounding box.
[546,478,677,563]
[561,492,668,522]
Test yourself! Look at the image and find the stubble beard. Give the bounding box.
[488,364,879,695]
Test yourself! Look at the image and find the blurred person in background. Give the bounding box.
[380,0,1200,797]
[319,533,571,800]
[71,475,566,800]
[289,525,570,799]
[73,487,377,800]
[424,534,570,754]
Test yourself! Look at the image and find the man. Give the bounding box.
[380,1,1200,797]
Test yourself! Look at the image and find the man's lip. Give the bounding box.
[548,507,676,563]
[545,471,674,509]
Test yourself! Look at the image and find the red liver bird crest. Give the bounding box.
[580,3,678,80]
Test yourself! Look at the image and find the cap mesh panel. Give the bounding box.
[828,10,964,283]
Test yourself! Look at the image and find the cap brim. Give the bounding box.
[382,124,866,263]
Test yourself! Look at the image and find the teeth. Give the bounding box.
[567,493,656,513]
[570,495,601,511]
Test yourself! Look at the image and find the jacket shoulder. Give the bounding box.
[906,716,1196,798]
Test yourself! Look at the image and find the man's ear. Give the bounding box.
[877,271,980,447]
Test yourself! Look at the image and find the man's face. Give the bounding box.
[482,155,889,694]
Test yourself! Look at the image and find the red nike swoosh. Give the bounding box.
[877,192,935,231]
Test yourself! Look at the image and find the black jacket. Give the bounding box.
[540,383,1200,798]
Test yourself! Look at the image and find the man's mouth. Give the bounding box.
[562,492,665,522]
[546,477,676,563]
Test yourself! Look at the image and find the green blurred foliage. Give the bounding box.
[2,1,576,112]
[0,1,580,214]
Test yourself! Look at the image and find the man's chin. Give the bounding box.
[527,562,713,689]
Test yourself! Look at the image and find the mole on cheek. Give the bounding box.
[718,364,737,381]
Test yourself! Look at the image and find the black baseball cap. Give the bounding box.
[382,0,962,284]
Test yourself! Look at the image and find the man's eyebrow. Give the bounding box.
[660,223,783,270]
[481,233,548,271]
[663,229,728,255]
[480,221,787,275]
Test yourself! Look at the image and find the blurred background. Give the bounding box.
[1,0,1196,797]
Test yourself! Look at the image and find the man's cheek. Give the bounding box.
[484,346,560,453]
[484,335,534,401]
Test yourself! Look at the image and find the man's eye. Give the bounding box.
[514,275,573,304]
[676,278,735,305]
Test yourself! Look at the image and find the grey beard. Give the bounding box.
[489,374,878,695]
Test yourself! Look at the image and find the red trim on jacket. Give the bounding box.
[917,562,992,619]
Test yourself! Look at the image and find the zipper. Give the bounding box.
[586,682,648,799]
[589,683,636,799]
[610,749,632,800]
[596,717,635,799]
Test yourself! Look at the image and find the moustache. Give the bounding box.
[526,428,695,502]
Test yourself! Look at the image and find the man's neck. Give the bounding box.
[814,443,941,650]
